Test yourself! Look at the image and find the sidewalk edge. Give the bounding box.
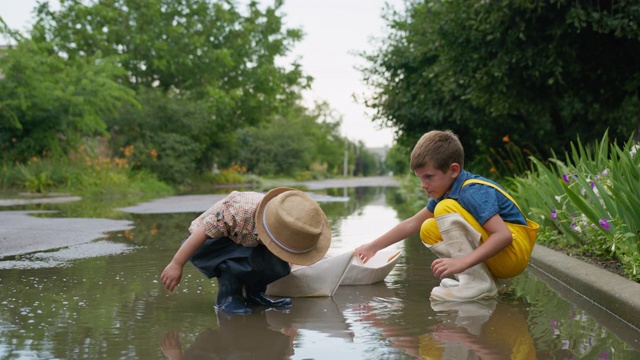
[530,244,640,330]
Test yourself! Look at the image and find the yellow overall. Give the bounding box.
[420,179,539,278]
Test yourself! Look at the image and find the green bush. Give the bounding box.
[0,150,172,197]
[510,132,640,280]
[1,158,77,193]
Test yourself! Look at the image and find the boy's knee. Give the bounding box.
[433,199,462,217]
[420,218,440,245]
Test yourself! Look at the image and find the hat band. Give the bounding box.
[262,205,316,254]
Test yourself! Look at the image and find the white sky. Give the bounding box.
[0,0,401,148]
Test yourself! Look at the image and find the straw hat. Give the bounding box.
[256,187,331,266]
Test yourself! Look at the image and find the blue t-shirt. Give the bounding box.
[426,170,527,225]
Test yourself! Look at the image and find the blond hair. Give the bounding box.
[410,130,464,172]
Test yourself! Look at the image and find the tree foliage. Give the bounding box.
[361,0,640,166]
[32,0,309,129]
[17,0,325,182]
[233,102,346,177]
[106,88,215,184]
[0,38,135,162]
[0,1,390,185]
[384,143,411,176]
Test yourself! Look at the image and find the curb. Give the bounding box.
[529,244,640,331]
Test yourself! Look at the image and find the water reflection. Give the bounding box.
[1,186,639,359]
[421,300,534,359]
[335,284,422,358]
[161,312,295,360]
[267,297,353,341]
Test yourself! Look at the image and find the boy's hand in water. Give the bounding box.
[354,243,378,264]
[161,262,183,292]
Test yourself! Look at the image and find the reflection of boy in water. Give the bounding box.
[420,301,535,360]
[160,313,296,360]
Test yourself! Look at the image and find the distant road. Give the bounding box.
[278,176,400,190]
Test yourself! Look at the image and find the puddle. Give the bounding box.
[0,186,638,359]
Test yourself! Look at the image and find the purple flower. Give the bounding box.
[562,174,570,183]
[599,218,611,230]
[550,208,558,220]
[590,181,596,189]
[599,352,610,360]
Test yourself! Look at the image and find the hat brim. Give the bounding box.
[255,187,331,266]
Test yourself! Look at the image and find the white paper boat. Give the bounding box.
[266,251,354,297]
[340,248,402,286]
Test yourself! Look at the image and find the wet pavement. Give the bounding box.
[0,210,133,258]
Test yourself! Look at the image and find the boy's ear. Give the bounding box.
[449,163,461,177]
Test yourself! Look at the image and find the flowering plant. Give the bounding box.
[509,131,640,280]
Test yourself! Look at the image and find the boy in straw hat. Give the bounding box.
[161,187,331,314]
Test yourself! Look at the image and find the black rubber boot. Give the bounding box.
[245,284,293,309]
[215,272,252,315]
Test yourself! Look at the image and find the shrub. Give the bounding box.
[510,132,640,280]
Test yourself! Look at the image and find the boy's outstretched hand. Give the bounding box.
[161,262,183,292]
[354,243,377,264]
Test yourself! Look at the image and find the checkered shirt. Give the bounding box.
[189,191,264,247]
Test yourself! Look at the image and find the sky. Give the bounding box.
[0,0,402,148]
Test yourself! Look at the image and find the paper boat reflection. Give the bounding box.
[266,297,353,341]
[340,248,402,286]
[266,251,354,297]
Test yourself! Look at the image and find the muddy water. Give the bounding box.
[1,186,640,359]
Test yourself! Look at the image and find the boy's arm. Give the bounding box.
[432,214,512,279]
[355,207,432,263]
[170,226,209,266]
[161,226,208,292]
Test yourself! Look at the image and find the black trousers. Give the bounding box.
[188,236,291,289]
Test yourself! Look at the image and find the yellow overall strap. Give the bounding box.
[463,179,539,245]
[462,179,524,214]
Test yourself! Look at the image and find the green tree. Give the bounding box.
[361,0,640,166]
[353,144,382,176]
[0,37,135,162]
[32,0,309,128]
[304,102,348,176]
[106,88,215,184]
[30,0,311,179]
[233,102,346,178]
[384,143,410,176]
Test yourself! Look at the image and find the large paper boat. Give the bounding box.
[266,251,354,297]
[340,248,402,286]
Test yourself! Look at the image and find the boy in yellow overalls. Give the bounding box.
[355,130,538,301]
